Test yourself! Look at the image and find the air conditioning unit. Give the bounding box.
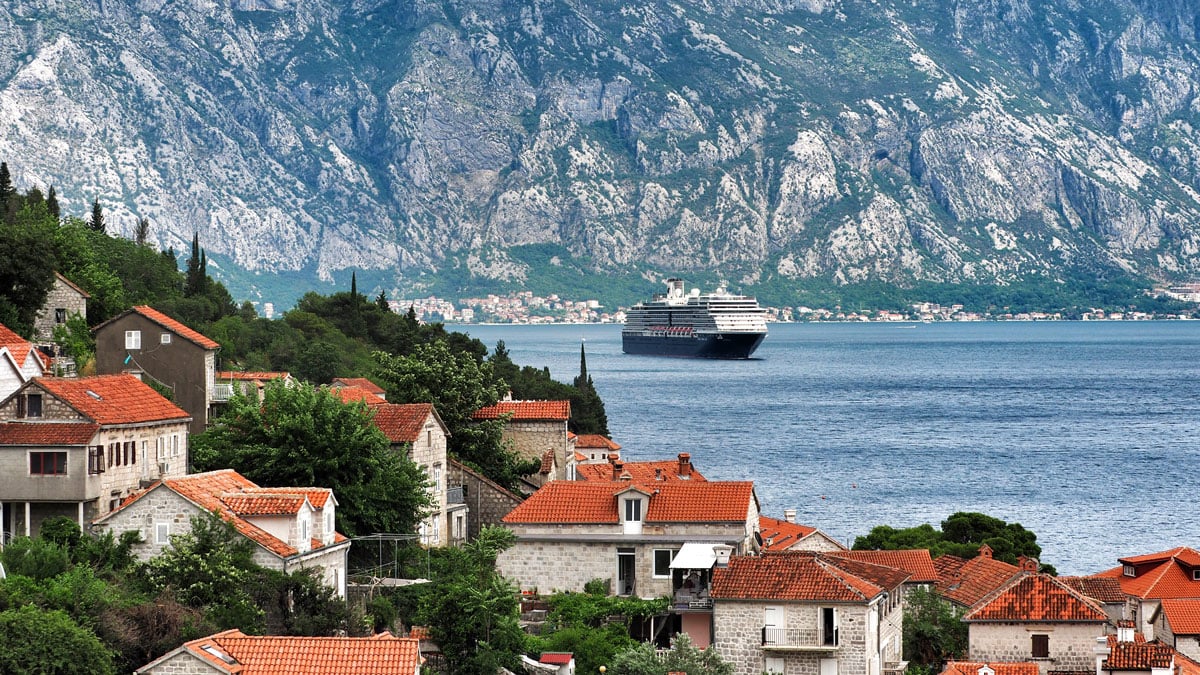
[158,462,170,475]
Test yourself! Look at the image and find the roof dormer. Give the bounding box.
[615,485,652,535]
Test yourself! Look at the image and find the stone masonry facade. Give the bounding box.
[969,622,1105,675]
[33,274,88,344]
[140,651,216,675]
[713,600,875,675]
[503,420,569,480]
[447,459,521,541]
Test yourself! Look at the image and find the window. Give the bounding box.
[160,332,171,344]
[326,510,334,534]
[455,513,465,539]
[433,466,442,493]
[1123,564,1136,577]
[125,330,141,349]
[821,607,838,646]
[624,498,642,522]
[653,549,675,578]
[108,442,115,468]
[25,394,41,418]
[88,445,104,475]
[1031,634,1049,659]
[1193,569,1200,581]
[30,451,67,475]
[431,517,440,544]
[55,308,66,323]
[764,657,785,675]
[155,523,170,545]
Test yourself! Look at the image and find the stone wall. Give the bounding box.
[497,540,621,595]
[712,600,874,675]
[33,275,88,344]
[448,459,521,541]
[503,420,569,480]
[968,622,1105,675]
[140,650,216,674]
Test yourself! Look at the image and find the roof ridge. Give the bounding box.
[814,556,879,601]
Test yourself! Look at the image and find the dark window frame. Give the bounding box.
[1032,633,1050,658]
[88,445,105,475]
[30,451,67,475]
[653,549,675,578]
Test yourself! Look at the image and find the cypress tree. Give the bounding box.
[0,163,13,222]
[350,272,359,301]
[185,233,202,296]
[574,341,589,389]
[135,217,150,246]
[45,185,59,219]
[88,198,105,233]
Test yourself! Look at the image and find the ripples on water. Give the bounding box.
[463,322,1200,575]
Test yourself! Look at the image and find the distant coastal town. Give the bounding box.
[376,289,1200,325]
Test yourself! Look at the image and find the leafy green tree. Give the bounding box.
[191,381,432,537]
[53,312,93,372]
[902,586,967,675]
[853,511,1053,573]
[0,606,115,675]
[88,198,104,233]
[609,633,732,675]
[418,526,525,675]
[0,536,70,580]
[0,219,57,333]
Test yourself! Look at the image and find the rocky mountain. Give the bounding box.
[3,0,1200,306]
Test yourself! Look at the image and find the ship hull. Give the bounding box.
[621,332,766,359]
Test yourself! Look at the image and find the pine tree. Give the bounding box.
[185,233,203,296]
[350,272,358,302]
[88,198,105,233]
[135,217,150,246]
[0,163,14,222]
[376,290,390,311]
[45,185,60,219]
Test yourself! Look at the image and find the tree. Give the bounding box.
[135,217,149,246]
[0,219,58,334]
[0,606,115,675]
[191,381,432,538]
[902,586,967,675]
[853,511,1053,573]
[45,185,59,219]
[0,162,14,221]
[376,290,389,311]
[88,198,104,233]
[609,633,733,675]
[185,233,204,296]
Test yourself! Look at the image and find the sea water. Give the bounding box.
[462,321,1200,575]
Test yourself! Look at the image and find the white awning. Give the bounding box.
[670,542,718,570]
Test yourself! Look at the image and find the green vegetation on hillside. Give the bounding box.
[853,511,1055,574]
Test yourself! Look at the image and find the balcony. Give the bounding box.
[211,383,235,403]
[761,627,839,652]
[446,485,465,504]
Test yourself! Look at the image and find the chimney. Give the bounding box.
[655,468,663,481]
[613,461,624,480]
[677,453,692,478]
[1018,555,1039,572]
[1095,635,1111,675]
[784,508,797,524]
[1117,619,1136,643]
[978,543,993,559]
[712,544,733,567]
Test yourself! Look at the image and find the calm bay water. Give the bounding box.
[462,321,1200,575]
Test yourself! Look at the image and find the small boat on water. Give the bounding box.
[621,279,768,358]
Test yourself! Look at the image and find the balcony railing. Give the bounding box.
[446,485,465,504]
[212,383,235,402]
[761,627,838,651]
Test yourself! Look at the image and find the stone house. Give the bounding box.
[473,399,570,482]
[213,370,293,403]
[496,479,759,601]
[935,544,1023,608]
[0,374,190,540]
[709,550,911,675]
[940,662,1039,675]
[1095,623,1184,674]
[93,305,220,436]
[32,272,89,345]
[759,511,846,552]
[370,402,468,547]
[573,433,621,463]
[445,458,522,542]
[1156,598,1200,662]
[0,322,46,402]
[575,452,706,483]
[1058,576,1129,626]
[1091,546,1200,641]
[93,469,350,596]
[962,571,1109,675]
[135,628,421,674]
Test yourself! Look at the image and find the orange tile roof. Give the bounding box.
[539,449,555,474]
[502,480,755,524]
[0,322,41,369]
[935,551,1021,607]
[327,385,386,405]
[1096,547,1200,599]
[408,626,432,641]
[1057,576,1127,604]
[249,486,334,509]
[1177,648,1200,675]
[221,493,308,516]
[1104,635,1174,670]
[332,377,386,395]
[828,549,939,583]
[218,371,291,381]
[0,421,100,445]
[34,374,191,425]
[1162,598,1200,635]
[166,629,421,675]
[963,573,1108,623]
[759,515,819,551]
[941,662,1040,675]
[711,552,889,602]
[473,400,570,421]
[576,459,708,483]
[129,305,220,350]
[370,403,436,444]
[574,434,620,451]
[102,470,341,559]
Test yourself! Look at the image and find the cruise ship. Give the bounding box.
[622,279,768,358]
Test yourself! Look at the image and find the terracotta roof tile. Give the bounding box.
[1177,648,1200,675]
[370,403,436,444]
[218,371,291,381]
[0,322,41,369]
[941,662,1040,675]
[221,493,308,516]
[327,385,386,405]
[1104,635,1174,670]
[711,552,887,602]
[502,480,754,524]
[129,306,220,350]
[828,549,939,583]
[473,400,570,421]
[935,552,1021,607]
[540,653,573,665]
[1096,547,1200,599]
[331,377,386,395]
[574,434,620,451]
[1057,576,1127,604]
[576,459,707,483]
[759,515,819,551]
[33,374,191,425]
[172,629,421,675]
[249,486,334,509]
[1162,598,1200,635]
[963,573,1108,623]
[0,421,100,445]
[539,450,555,474]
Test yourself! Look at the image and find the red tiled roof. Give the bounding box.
[963,573,1108,623]
[502,480,754,524]
[540,653,573,665]
[828,549,939,583]
[371,403,436,444]
[473,400,570,421]
[34,374,191,425]
[576,460,707,483]
[249,486,334,509]
[539,450,555,474]
[941,662,1039,675]
[935,552,1021,607]
[0,323,38,370]
[1057,576,1127,604]
[221,493,308,516]
[711,552,887,602]
[218,371,290,381]
[332,377,386,395]
[1104,635,1174,670]
[328,385,386,405]
[574,434,620,451]
[169,629,421,675]
[0,421,100,445]
[129,305,220,350]
[1162,598,1200,635]
[1177,649,1200,675]
[409,626,431,641]
[1096,547,1200,599]
[759,515,819,551]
